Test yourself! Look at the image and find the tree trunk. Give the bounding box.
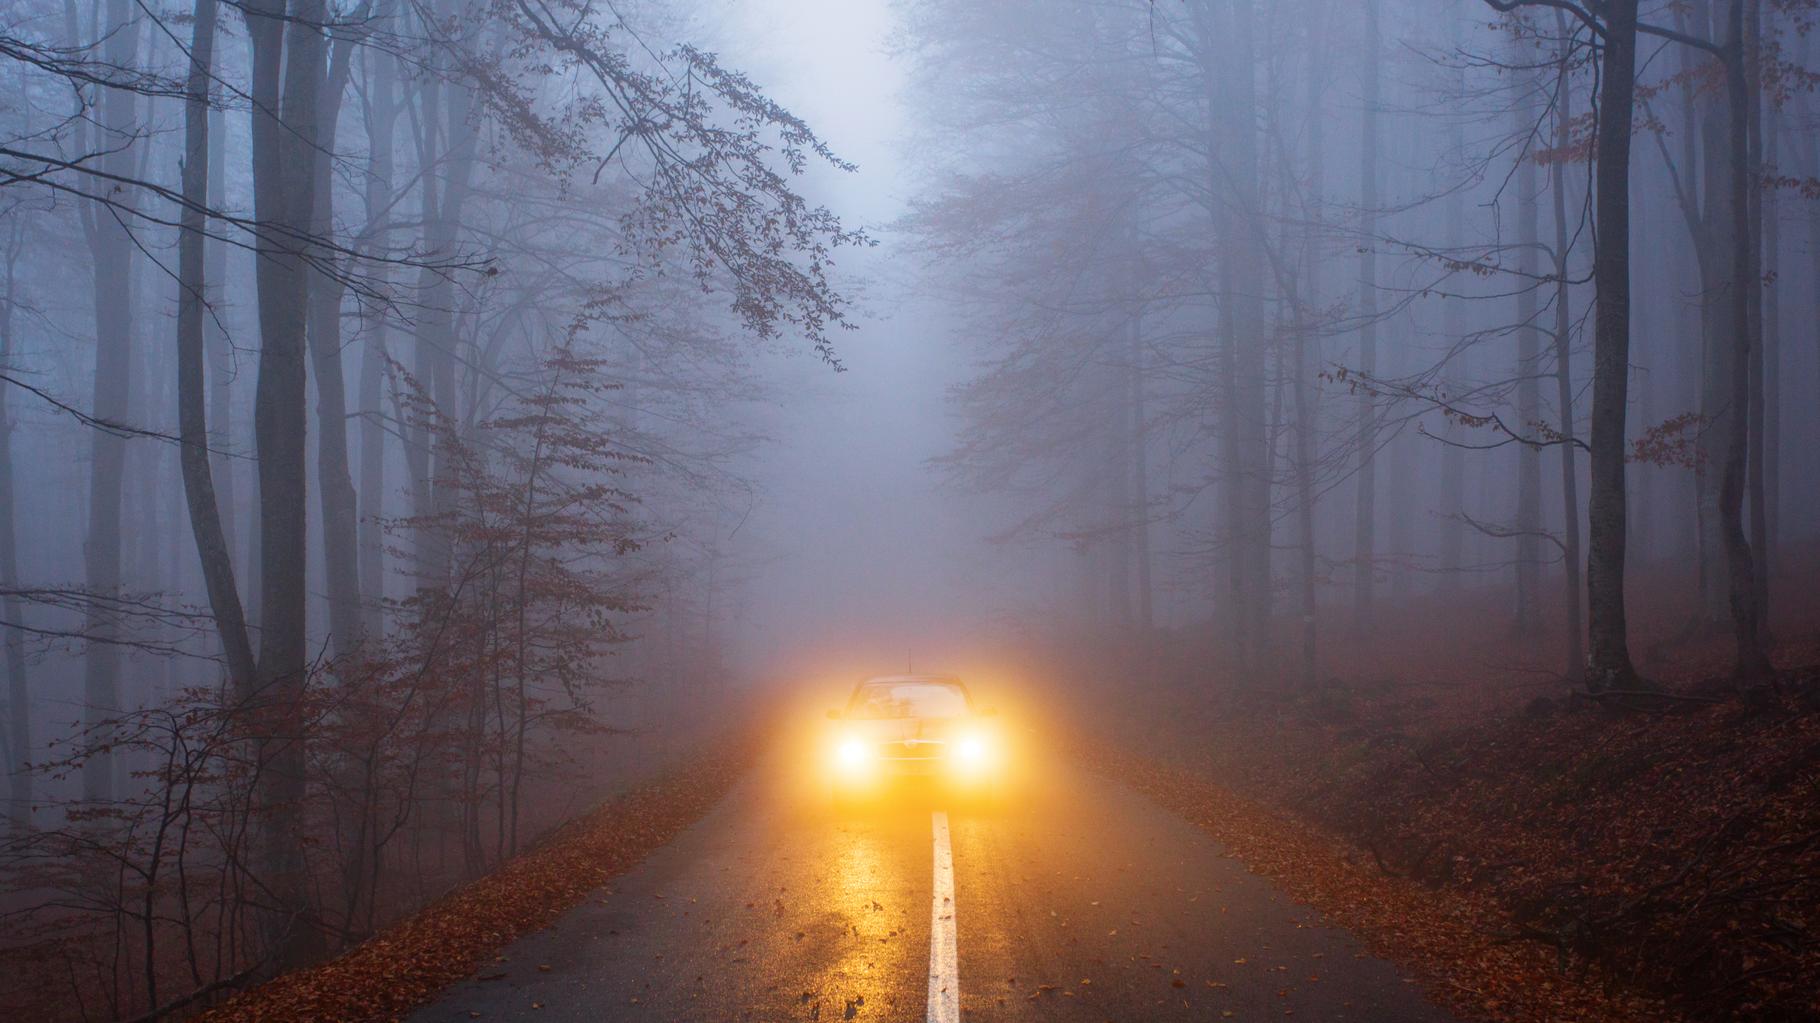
[1513,59,1542,632]
[408,71,477,598]
[1584,0,1641,690]
[1549,27,1584,681]
[1438,23,1469,596]
[1195,0,1269,675]
[1225,0,1270,676]
[1216,272,1243,658]
[1744,0,1770,641]
[1352,0,1380,633]
[1230,1,1274,677]
[1652,0,1728,631]
[79,0,141,805]
[403,43,478,876]
[205,99,236,567]
[246,0,325,967]
[401,61,436,584]
[1719,1,1770,679]
[356,43,398,642]
[306,28,367,661]
[1758,73,1779,616]
[1688,0,1735,627]
[177,0,255,692]
[1293,10,1325,688]
[0,223,31,832]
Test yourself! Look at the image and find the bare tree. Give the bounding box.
[245,0,327,966]
[174,0,253,691]
[1354,0,1382,634]
[1511,44,1543,633]
[75,0,142,804]
[0,214,29,831]
[1546,12,1585,681]
[305,10,375,662]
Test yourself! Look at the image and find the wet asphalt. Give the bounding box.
[411,740,1459,1023]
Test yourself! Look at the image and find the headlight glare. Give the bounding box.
[953,733,990,769]
[834,735,872,772]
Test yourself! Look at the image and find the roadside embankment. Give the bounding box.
[190,734,758,1023]
[1082,665,1820,1023]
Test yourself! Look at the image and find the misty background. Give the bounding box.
[0,0,1815,1016]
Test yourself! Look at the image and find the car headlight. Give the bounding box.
[953,733,990,770]
[834,735,872,772]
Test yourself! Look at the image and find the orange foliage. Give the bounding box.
[1078,566,1820,1022]
[191,736,755,1023]
[1084,739,1686,1023]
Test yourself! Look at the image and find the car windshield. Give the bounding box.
[848,681,970,719]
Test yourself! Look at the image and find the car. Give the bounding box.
[824,674,1002,806]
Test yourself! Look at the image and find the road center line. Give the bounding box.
[927,810,959,1023]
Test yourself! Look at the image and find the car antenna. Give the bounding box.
[907,647,913,673]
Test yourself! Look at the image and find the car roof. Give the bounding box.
[856,674,964,688]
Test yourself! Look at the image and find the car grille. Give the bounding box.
[878,738,946,760]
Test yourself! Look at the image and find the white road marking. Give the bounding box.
[927,810,959,1023]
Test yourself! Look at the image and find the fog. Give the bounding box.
[725,0,1820,685]
[1,0,1816,1015]
[687,0,1058,679]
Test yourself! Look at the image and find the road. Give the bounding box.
[413,738,1458,1023]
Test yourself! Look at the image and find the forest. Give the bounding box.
[0,0,1816,1020]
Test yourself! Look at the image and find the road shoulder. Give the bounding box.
[1081,738,1685,1023]
[191,737,757,1023]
